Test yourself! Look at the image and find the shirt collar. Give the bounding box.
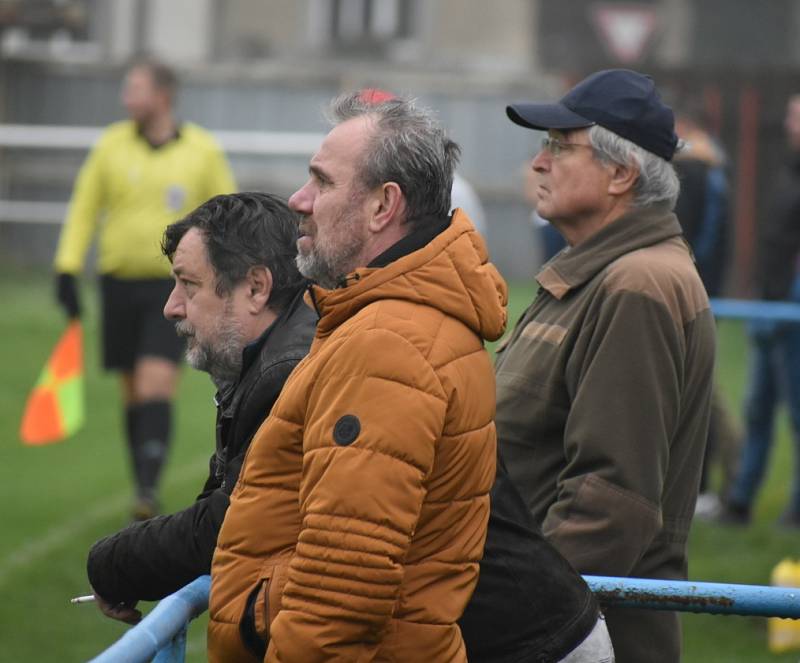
[215,289,305,405]
[136,122,182,149]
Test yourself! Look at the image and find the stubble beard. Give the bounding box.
[175,302,246,383]
[295,207,366,289]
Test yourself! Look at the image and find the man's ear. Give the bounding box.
[607,161,639,197]
[368,182,405,233]
[246,266,273,313]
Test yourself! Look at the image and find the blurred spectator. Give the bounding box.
[674,106,730,295]
[53,57,236,520]
[672,105,742,519]
[451,171,487,236]
[720,94,800,527]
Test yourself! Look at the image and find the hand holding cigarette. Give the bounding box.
[69,589,142,624]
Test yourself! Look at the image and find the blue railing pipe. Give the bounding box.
[585,576,800,618]
[709,298,800,322]
[95,574,800,662]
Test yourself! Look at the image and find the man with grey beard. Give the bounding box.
[85,192,316,623]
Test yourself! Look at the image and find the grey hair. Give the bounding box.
[588,125,681,209]
[326,92,461,226]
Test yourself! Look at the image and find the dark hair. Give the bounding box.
[162,192,306,312]
[127,56,178,99]
[327,92,461,226]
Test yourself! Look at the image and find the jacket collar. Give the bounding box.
[216,287,308,408]
[537,205,683,300]
[366,214,452,269]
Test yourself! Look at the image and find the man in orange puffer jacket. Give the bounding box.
[207,92,507,662]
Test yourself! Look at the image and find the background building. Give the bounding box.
[0,0,797,285]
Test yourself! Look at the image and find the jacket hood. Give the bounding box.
[309,209,507,341]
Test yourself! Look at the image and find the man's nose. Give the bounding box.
[288,181,312,214]
[163,286,184,321]
[531,149,550,173]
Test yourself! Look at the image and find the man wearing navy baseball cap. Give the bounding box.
[494,69,716,662]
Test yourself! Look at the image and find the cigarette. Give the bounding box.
[70,594,96,604]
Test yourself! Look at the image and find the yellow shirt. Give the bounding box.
[54,121,236,278]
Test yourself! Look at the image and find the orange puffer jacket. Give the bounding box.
[208,210,507,663]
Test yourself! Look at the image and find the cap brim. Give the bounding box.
[506,103,595,131]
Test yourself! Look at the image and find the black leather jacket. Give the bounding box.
[460,454,599,663]
[87,289,317,604]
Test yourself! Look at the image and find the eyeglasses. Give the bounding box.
[540,136,595,158]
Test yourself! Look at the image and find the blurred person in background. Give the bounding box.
[451,171,488,236]
[499,69,715,662]
[671,103,742,519]
[720,94,800,527]
[85,192,315,624]
[53,57,236,520]
[674,104,730,297]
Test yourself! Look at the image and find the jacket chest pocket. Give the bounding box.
[239,562,288,659]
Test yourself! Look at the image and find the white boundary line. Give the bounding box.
[0,454,210,588]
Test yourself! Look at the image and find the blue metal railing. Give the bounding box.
[585,576,800,618]
[89,298,800,661]
[93,573,800,662]
[709,298,800,322]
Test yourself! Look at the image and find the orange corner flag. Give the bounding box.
[20,321,85,445]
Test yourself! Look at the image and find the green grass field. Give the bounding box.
[1,269,799,661]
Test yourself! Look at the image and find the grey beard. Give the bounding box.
[176,319,245,383]
[186,340,243,383]
[295,251,343,290]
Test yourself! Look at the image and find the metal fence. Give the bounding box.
[89,573,800,663]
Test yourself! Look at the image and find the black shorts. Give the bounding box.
[100,276,185,371]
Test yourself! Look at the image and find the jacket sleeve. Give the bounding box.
[88,347,309,605]
[87,455,228,604]
[542,290,683,576]
[53,137,107,274]
[266,329,447,663]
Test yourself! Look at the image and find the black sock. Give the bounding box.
[125,403,143,494]
[128,400,172,501]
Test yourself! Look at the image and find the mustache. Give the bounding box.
[174,320,194,338]
[297,216,315,237]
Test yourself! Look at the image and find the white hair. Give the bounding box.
[588,125,681,209]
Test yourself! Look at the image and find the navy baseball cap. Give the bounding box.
[507,69,679,161]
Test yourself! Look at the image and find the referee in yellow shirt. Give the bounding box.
[54,58,236,520]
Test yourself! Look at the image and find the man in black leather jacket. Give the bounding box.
[86,192,317,622]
